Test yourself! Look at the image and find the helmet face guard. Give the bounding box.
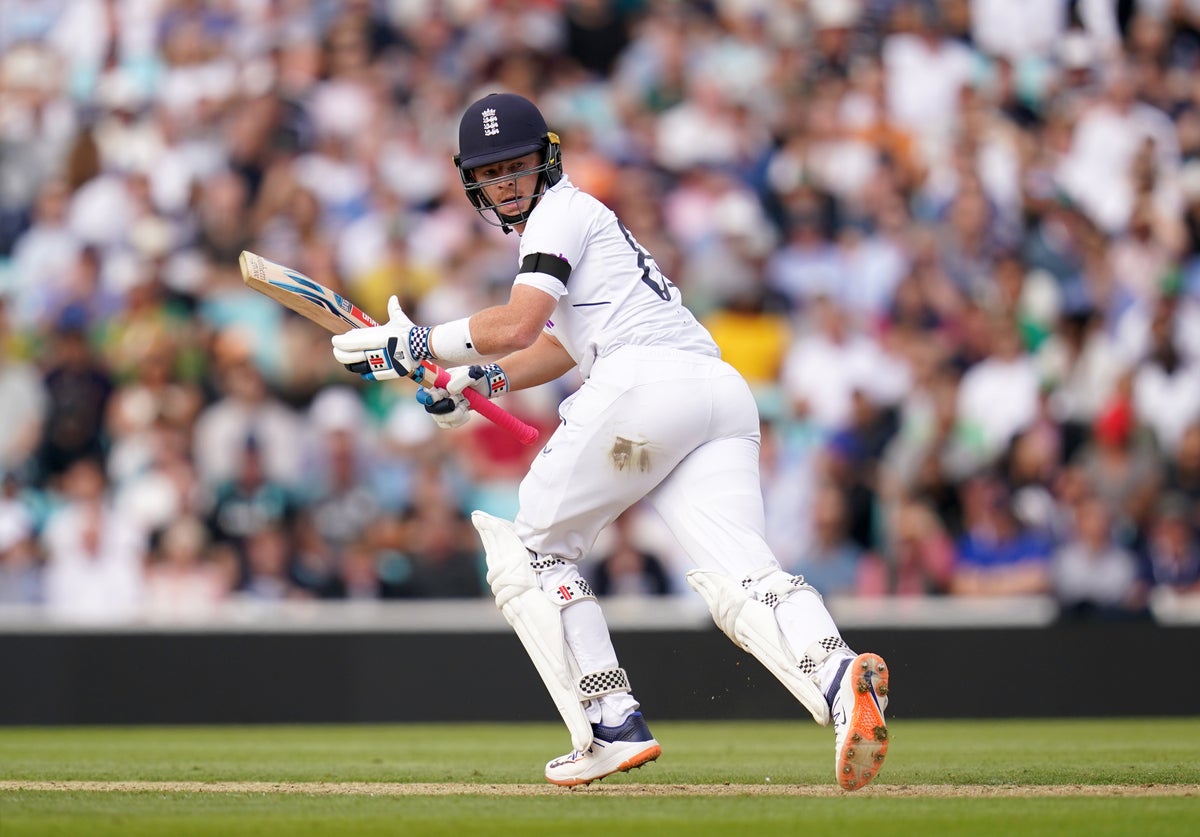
[455,133,562,231]
[454,93,563,232]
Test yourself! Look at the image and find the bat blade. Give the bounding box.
[239,250,379,332]
[238,250,539,446]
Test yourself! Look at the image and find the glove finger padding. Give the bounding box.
[334,336,408,381]
[419,387,458,414]
[417,387,472,429]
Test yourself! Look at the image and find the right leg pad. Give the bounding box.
[474,511,630,751]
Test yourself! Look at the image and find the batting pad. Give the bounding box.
[686,569,832,726]
[473,511,596,752]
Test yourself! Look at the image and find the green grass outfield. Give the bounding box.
[1,718,1197,836]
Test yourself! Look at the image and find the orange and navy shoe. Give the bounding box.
[828,652,890,791]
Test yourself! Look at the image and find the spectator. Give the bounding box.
[35,311,114,487]
[388,503,485,599]
[338,535,386,600]
[1051,495,1149,620]
[0,39,75,252]
[792,483,864,597]
[780,295,909,435]
[883,358,971,537]
[1164,419,1200,510]
[1131,291,1200,456]
[954,313,1041,467]
[191,330,306,491]
[863,495,956,596]
[447,390,557,523]
[881,0,977,176]
[951,473,1053,596]
[1142,493,1200,593]
[239,521,299,601]
[204,432,295,580]
[102,290,205,448]
[289,509,346,599]
[0,296,47,479]
[759,415,821,575]
[564,0,633,79]
[834,216,911,325]
[112,417,202,536]
[105,323,205,491]
[588,508,672,598]
[300,386,382,555]
[825,388,901,551]
[652,76,758,173]
[1072,373,1163,538]
[41,456,146,622]
[0,472,41,604]
[969,0,1120,69]
[1035,305,1125,461]
[1110,194,1182,309]
[933,175,1014,303]
[7,178,80,323]
[1055,59,1181,237]
[142,514,232,620]
[702,286,792,394]
[764,186,843,308]
[680,182,779,319]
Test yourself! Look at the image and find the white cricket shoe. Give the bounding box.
[544,711,662,787]
[830,652,890,791]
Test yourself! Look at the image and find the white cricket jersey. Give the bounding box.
[513,175,719,379]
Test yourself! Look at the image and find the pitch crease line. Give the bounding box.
[1,781,1197,798]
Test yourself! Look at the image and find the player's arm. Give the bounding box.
[495,330,576,391]
[418,331,574,429]
[456,284,557,358]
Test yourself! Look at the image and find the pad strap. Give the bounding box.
[753,574,819,608]
[578,667,631,700]
[798,636,850,676]
[745,574,846,679]
[550,578,595,607]
[530,555,566,572]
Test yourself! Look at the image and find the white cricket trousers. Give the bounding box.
[511,345,843,726]
[514,345,776,574]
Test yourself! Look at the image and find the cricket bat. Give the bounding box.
[238,250,539,445]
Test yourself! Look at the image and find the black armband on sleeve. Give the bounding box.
[518,252,572,286]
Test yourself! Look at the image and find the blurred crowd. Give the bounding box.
[1,0,1199,624]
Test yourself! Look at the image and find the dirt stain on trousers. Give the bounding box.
[610,437,651,473]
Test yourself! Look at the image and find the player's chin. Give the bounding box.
[496,197,532,215]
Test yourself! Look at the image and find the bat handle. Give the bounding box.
[418,362,540,446]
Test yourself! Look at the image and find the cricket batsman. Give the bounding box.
[332,93,891,790]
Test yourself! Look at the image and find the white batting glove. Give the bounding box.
[417,364,510,430]
[331,295,433,381]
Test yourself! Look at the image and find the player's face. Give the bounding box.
[470,150,544,218]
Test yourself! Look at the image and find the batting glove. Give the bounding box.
[331,295,433,381]
[417,364,509,429]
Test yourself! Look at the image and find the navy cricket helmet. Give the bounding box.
[454,93,562,231]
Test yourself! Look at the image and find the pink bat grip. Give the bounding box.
[422,362,539,446]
